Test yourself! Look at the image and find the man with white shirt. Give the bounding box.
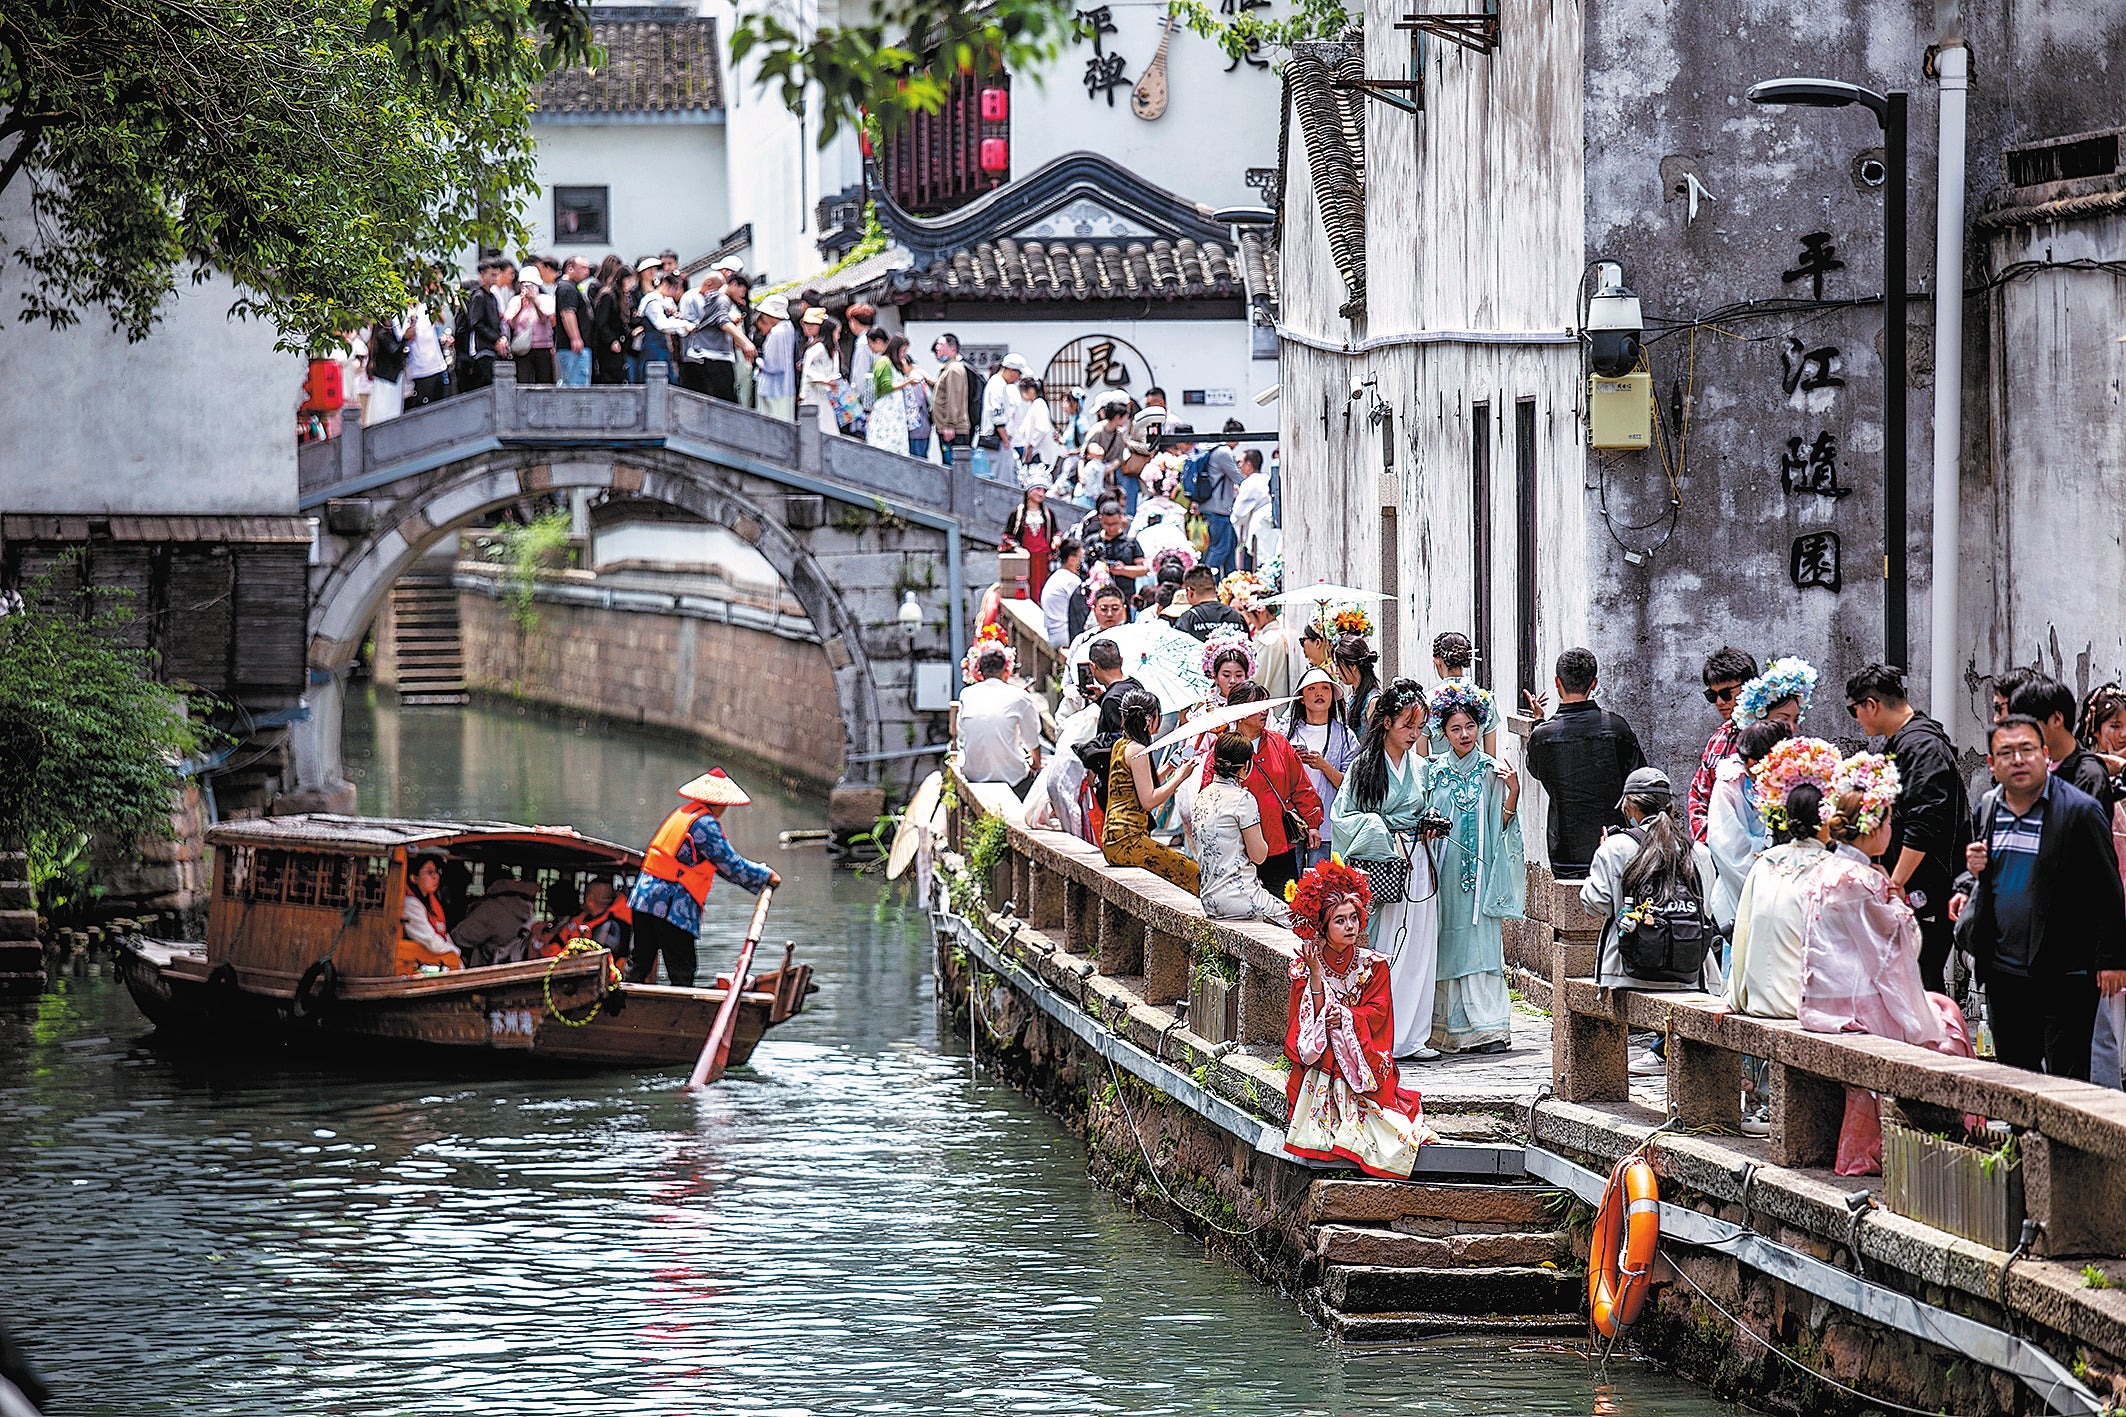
[678,270,755,402]
[955,647,1044,793]
[401,300,450,407]
[1041,537,1084,646]
[979,354,1027,481]
[1230,449,1273,571]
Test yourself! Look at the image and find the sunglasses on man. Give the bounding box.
[1703,684,1740,706]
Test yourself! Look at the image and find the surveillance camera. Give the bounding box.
[1585,261,1645,378]
[1253,383,1280,406]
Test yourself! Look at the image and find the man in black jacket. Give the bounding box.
[1522,647,1646,878]
[455,259,507,393]
[2011,674,2118,815]
[1951,715,2126,1078]
[1848,663,1970,993]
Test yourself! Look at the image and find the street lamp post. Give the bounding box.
[1747,78,1909,673]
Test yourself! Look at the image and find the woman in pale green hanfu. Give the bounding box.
[1420,681,1526,1053]
[1330,679,1442,1061]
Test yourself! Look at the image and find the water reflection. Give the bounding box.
[0,694,1738,1415]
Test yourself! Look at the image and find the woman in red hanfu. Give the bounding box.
[1283,859,1435,1177]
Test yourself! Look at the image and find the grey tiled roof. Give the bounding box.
[1239,227,1277,319]
[1285,38,1366,317]
[878,236,1243,304]
[536,19,723,115]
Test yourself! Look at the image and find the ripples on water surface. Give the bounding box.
[0,693,1737,1415]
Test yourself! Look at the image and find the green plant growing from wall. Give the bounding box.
[484,509,574,631]
[2083,1265,2114,1291]
[1189,921,1239,989]
[965,815,1009,881]
[0,563,217,905]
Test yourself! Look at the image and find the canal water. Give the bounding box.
[0,691,1738,1416]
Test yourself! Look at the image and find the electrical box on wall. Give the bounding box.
[1588,373,1652,449]
[915,662,955,713]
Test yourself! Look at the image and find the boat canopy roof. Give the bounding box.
[205,814,641,869]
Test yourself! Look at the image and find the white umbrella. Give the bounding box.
[1265,579,1392,608]
[1068,620,1209,712]
[1144,696,1297,755]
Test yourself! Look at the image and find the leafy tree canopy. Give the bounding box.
[731,0,1075,149]
[0,0,597,350]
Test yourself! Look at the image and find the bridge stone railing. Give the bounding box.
[299,365,1021,535]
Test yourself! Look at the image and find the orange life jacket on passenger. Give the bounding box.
[641,802,717,904]
[415,887,450,942]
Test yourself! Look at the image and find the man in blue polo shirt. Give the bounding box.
[1952,714,2126,1078]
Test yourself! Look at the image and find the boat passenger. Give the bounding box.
[454,868,542,967]
[627,768,781,988]
[546,879,633,962]
[397,853,464,975]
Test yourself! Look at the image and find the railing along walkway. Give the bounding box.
[297,365,1019,535]
[1554,957,2126,1257]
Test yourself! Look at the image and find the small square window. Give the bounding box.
[553,186,609,245]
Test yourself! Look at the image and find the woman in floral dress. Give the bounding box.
[1282,859,1434,1178]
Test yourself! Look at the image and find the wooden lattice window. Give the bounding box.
[879,71,1010,216]
[219,846,386,914]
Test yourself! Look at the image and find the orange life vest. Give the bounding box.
[642,802,717,904]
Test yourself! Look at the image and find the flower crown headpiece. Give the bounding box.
[1258,554,1285,597]
[1084,558,1116,593]
[1286,857,1372,940]
[961,625,1017,685]
[1752,736,1842,832]
[1832,751,1902,839]
[1330,604,1374,638]
[1732,656,1818,729]
[1425,679,1494,740]
[1219,570,1268,612]
[1201,630,1258,680]
[1151,545,1197,579]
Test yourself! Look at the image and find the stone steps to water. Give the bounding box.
[1301,1176,1584,1335]
[1314,1223,1568,1268]
[388,576,466,701]
[1321,1261,1583,1316]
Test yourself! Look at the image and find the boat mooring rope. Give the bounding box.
[542,940,613,1027]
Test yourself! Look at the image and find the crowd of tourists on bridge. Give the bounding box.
[953,593,2126,1178]
[337,255,1278,542]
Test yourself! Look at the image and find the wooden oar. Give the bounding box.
[684,887,774,1089]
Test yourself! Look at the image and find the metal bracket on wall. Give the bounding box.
[1397,0,1498,55]
[1333,28,1425,113]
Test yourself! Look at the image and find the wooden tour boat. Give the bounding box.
[117,815,814,1069]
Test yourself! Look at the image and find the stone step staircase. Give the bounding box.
[0,851,46,998]
[389,575,467,705]
[1302,1178,1587,1340]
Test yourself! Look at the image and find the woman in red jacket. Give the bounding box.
[1197,681,1323,895]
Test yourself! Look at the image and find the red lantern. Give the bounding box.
[301,357,343,412]
[980,137,1009,173]
[980,87,1009,123]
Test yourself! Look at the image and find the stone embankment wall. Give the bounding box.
[945,775,2126,1417]
[445,584,845,790]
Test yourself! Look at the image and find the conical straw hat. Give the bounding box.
[677,768,751,805]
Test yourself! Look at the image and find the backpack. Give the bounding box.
[1612,827,1715,985]
[1181,448,1214,501]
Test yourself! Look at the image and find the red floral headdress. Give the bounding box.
[1287,858,1372,941]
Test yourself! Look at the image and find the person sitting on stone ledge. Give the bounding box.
[1101,689,1199,894]
[396,853,463,976]
[1189,734,1290,925]
[1282,859,1433,1178]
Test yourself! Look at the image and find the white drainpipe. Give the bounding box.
[1929,36,1969,721]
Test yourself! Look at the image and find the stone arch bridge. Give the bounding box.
[294,368,1013,806]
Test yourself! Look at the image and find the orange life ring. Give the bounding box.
[1588,1154,1660,1339]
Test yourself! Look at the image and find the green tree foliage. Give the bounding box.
[0,568,215,897]
[730,0,1074,149]
[0,0,592,350]
[1168,0,1353,65]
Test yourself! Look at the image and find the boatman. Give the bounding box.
[626,769,780,987]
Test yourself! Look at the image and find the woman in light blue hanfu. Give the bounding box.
[1330,678,1442,1061]
[1420,680,1526,1053]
